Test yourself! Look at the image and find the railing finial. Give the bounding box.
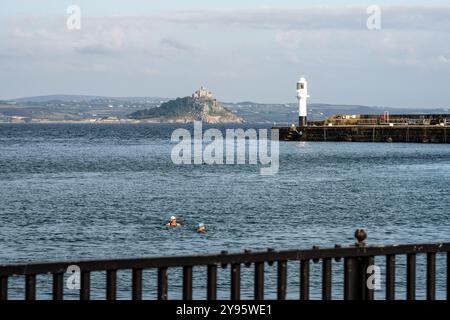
[354,229,367,247]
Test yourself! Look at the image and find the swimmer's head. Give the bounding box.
[167,216,177,226]
[196,223,206,233]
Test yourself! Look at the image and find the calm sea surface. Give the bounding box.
[0,124,449,299]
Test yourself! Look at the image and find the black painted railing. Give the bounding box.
[0,230,449,300]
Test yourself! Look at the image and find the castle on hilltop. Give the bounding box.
[192,86,213,99]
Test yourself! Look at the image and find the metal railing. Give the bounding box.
[0,230,449,300]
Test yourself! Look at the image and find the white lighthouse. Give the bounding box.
[296,77,309,127]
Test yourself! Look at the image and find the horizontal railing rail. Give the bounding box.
[0,230,449,300]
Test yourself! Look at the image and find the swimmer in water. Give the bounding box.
[196,223,206,233]
[166,216,181,227]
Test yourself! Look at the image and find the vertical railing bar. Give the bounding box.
[365,257,375,300]
[80,271,91,300]
[426,252,436,300]
[343,258,350,300]
[52,273,64,300]
[207,265,217,300]
[322,258,332,300]
[25,274,36,301]
[406,253,416,300]
[157,267,168,300]
[132,268,142,300]
[106,270,117,300]
[277,261,287,300]
[386,255,396,300]
[231,263,241,300]
[300,260,310,300]
[254,262,264,300]
[448,252,450,301]
[183,266,193,300]
[0,276,8,301]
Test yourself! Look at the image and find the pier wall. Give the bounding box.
[277,125,450,143]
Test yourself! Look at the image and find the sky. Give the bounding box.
[1,1,450,107]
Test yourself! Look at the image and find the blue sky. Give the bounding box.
[1,1,450,107]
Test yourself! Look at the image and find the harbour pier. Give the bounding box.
[277,124,450,143]
[275,77,450,143]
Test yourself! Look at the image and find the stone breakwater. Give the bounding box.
[276,125,450,143]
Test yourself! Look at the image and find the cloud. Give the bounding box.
[160,36,193,52]
[75,45,118,55]
[2,6,450,59]
[437,55,450,65]
[75,28,125,55]
[156,6,450,31]
[1,6,450,105]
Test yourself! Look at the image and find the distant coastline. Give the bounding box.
[1,94,448,125]
[0,118,210,124]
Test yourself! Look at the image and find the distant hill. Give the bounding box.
[0,95,168,122]
[128,87,243,124]
[11,95,168,104]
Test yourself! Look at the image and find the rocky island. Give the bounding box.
[128,87,244,124]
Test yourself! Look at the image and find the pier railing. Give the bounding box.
[0,230,449,300]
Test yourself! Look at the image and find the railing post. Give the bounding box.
[344,229,367,300]
[364,256,375,300]
[322,258,332,300]
[158,267,168,300]
[277,261,287,300]
[25,274,36,300]
[106,270,117,300]
[183,266,193,300]
[447,252,450,301]
[407,254,416,300]
[386,255,396,300]
[80,271,91,300]
[426,252,436,300]
[300,260,310,300]
[132,268,142,300]
[231,263,241,300]
[0,276,8,300]
[344,257,364,300]
[207,265,217,300]
[254,262,264,300]
[52,273,64,300]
